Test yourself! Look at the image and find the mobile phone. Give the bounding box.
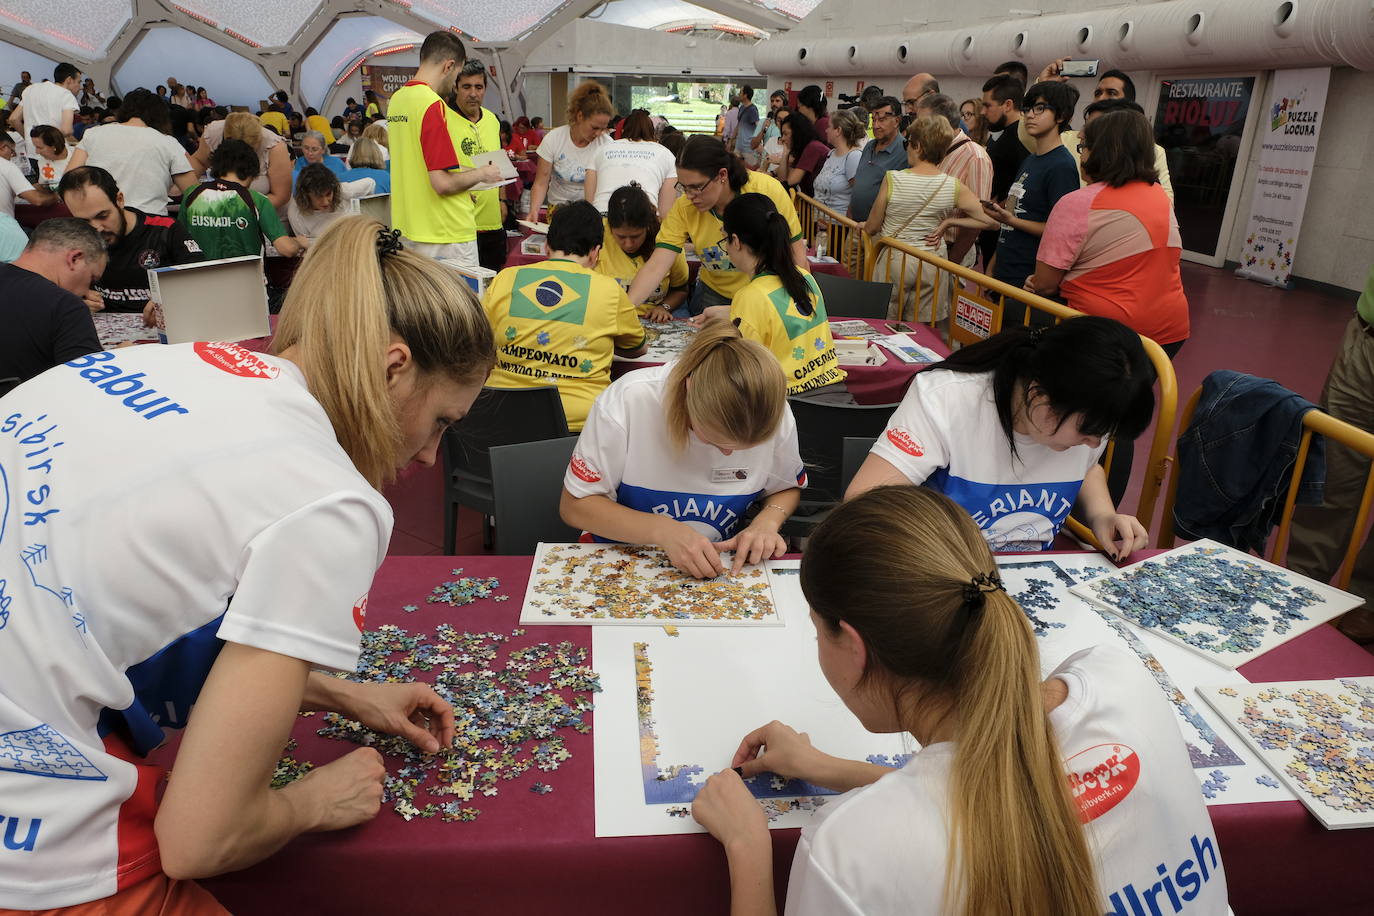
[979,199,998,209]
[1059,59,1100,79]
[887,322,917,333]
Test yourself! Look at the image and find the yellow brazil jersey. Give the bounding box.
[656,171,803,299]
[306,114,335,141]
[482,258,646,431]
[386,81,476,244]
[730,271,846,395]
[259,110,289,137]
[595,222,689,315]
[454,107,503,232]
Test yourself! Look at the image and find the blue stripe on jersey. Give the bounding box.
[96,613,226,755]
[615,483,763,539]
[925,468,1083,551]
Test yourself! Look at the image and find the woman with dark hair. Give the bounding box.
[507,116,533,161]
[288,162,376,242]
[693,485,1227,916]
[847,316,1154,557]
[597,184,688,322]
[1028,109,1188,358]
[779,111,829,197]
[29,124,72,189]
[626,135,805,316]
[584,109,677,215]
[796,84,829,140]
[66,88,197,215]
[702,192,844,394]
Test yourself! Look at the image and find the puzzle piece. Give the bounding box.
[0,724,107,781]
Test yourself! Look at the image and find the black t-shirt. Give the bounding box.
[98,208,204,313]
[0,263,102,383]
[986,122,1030,202]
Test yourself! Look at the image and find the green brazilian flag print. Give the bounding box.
[510,267,592,325]
[768,274,827,341]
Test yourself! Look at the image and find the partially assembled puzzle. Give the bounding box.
[637,320,699,363]
[1200,679,1374,829]
[520,543,781,626]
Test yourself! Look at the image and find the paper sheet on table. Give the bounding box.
[472,150,518,180]
[875,333,941,364]
[517,219,550,234]
[828,319,884,339]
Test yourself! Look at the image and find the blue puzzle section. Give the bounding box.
[0,724,107,781]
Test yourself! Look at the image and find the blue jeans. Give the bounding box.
[678,278,732,318]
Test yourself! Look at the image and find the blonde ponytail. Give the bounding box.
[663,319,786,452]
[272,217,495,489]
[799,486,1101,916]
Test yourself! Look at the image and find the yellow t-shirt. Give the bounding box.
[306,114,335,141]
[387,81,476,244]
[482,258,647,430]
[656,171,803,299]
[259,110,289,137]
[453,107,503,232]
[730,271,846,395]
[595,223,689,315]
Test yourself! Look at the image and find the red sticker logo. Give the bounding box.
[885,428,924,457]
[352,594,369,631]
[570,455,601,483]
[194,341,280,379]
[1066,743,1140,822]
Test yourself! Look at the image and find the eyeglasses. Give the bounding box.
[674,178,715,196]
[1021,102,1054,116]
[872,112,899,123]
[1076,143,1086,153]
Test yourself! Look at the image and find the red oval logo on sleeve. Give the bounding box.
[885,428,924,457]
[1066,743,1140,822]
[352,594,369,631]
[570,455,601,483]
[194,341,280,379]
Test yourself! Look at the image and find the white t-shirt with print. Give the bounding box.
[563,365,805,541]
[18,82,77,157]
[537,125,609,207]
[76,124,193,215]
[0,156,33,217]
[0,343,392,909]
[587,139,676,213]
[870,369,1104,551]
[786,646,1229,916]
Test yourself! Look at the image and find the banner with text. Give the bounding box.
[1236,68,1330,288]
[361,65,417,103]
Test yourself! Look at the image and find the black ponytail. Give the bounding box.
[606,183,659,259]
[931,317,1155,456]
[677,134,749,191]
[721,193,814,317]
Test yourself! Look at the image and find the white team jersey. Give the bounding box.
[870,370,1106,551]
[0,343,391,909]
[564,365,805,541]
[786,645,1229,915]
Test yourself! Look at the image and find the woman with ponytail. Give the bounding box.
[627,134,806,316]
[527,80,614,219]
[596,183,689,323]
[561,319,804,579]
[0,215,496,911]
[692,486,1228,916]
[848,316,1153,556]
[698,192,845,395]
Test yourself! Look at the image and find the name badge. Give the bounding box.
[711,467,750,483]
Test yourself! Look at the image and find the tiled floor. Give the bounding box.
[384,262,1361,556]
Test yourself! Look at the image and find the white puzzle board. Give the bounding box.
[521,543,782,627]
[1068,539,1360,669]
[1199,679,1374,829]
[999,555,1290,805]
[591,559,912,837]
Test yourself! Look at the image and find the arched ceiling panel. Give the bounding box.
[0,0,132,56]
[299,15,421,108]
[163,0,321,47]
[589,0,753,32]
[115,25,274,106]
[409,0,570,42]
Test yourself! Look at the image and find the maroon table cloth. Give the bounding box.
[201,553,1374,915]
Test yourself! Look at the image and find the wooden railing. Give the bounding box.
[792,191,872,282]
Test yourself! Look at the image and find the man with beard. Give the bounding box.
[58,165,202,319]
[978,74,1028,271]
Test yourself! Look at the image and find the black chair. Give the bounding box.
[781,398,898,536]
[814,272,894,320]
[489,438,582,554]
[442,386,569,554]
[0,378,19,398]
[841,436,878,497]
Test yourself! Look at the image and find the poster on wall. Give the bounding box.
[1235,68,1331,288]
[361,64,417,103]
[1153,76,1256,259]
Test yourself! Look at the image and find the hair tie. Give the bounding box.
[961,571,1004,607]
[376,227,403,258]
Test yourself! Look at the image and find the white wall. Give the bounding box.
[114,26,275,108]
[527,19,759,79]
[0,44,59,99]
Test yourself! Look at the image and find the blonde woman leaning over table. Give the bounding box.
[691,485,1228,916]
[0,216,494,914]
[865,115,995,322]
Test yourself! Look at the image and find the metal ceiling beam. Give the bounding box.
[680,0,794,33]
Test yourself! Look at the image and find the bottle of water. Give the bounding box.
[815,227,828,260]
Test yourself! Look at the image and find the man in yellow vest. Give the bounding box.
[387,31,502,267]
[452,58,507,271]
